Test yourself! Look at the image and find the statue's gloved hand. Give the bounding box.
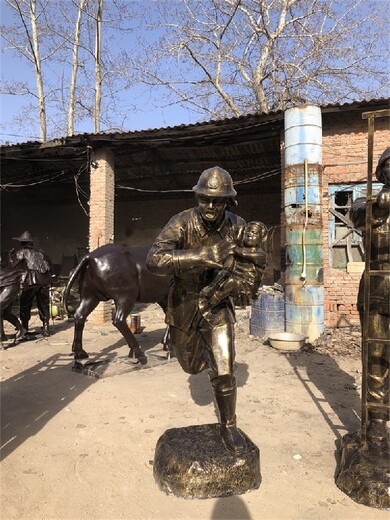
[200,238,235,268]
[172,239,235,273]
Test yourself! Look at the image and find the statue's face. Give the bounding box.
[197,195,227,224]
[243,225,262,247]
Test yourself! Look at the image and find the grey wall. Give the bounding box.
[1,196,89,270]
[2,190,281,283]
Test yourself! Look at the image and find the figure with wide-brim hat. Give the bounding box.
[9,231,52,337]
[12,231,34,243]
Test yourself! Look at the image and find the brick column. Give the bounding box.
[88,147,115,324]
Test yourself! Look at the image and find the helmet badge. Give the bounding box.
[207,176,219,190]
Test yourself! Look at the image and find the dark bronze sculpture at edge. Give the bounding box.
[336,119,390,511]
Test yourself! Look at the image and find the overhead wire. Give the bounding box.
[0,169,73,189]
[117,168,281,193]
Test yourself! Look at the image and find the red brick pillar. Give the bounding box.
[88,148,115,324]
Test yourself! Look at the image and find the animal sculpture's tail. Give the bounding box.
[63,255,89,316]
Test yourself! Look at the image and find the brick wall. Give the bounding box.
[88,148,115,324]
[322,111,389,327]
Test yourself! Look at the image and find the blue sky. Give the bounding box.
[0,1,198,144]
[0,54,196,144]
[1,0,388,145]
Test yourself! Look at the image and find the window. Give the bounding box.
[328,183,382,269]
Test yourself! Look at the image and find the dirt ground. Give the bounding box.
[1,304,388,520]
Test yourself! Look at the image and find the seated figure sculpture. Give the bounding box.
[198,221,267,316]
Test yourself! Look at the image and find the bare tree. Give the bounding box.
[1,0,53,141]
[93,0,103,132]
[1,0,139,141]
[3,0,386,142]
[68,0,88,136]
[134,0,389,119]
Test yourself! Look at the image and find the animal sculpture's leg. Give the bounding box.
[71,296,100,359]
[3,306,27,342]
[0,287,26,342]
[161,325,175,360]
[112,300,147,365]
[0,316,6,343]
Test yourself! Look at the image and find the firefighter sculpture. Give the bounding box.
[336,147,390,509]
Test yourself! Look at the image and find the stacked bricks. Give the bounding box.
[88,148,115,324]
[322,111,389,326]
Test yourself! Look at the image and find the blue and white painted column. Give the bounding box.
[284,106,324,342]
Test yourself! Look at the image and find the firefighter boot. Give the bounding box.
[214,385,247,455]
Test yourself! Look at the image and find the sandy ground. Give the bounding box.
[1,304,388,520]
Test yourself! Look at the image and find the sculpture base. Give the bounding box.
[153,424,261,499]
[336,432,390,510]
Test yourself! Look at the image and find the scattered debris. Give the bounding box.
[309,326,362,359]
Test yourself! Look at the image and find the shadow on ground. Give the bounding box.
[284,350,361,439]
[211,496,253,519]
[1,338,125,461]
[187,362,250,407]
[284,349,361,475]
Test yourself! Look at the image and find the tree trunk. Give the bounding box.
[94,0,103,133]
[29,0,46,141]
[68,0,87,136]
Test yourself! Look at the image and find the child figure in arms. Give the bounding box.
[199,221,267,315]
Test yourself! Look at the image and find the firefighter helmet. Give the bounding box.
[193,166,237,198]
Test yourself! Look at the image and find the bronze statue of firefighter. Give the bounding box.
[352,147,390,449]
[337,146,390,509]
[147,166,266,458]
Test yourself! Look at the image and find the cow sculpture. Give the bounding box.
[0,262,27,343]
[63,244,171,364]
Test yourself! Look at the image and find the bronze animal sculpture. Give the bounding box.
[63,244,171,364]
[0,262,27,343]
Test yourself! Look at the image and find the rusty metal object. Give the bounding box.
[284,162,324,341]
[127,313,141,334]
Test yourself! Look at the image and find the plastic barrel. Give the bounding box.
[250,292,285,337]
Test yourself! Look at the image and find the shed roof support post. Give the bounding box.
[284,106,324,342]
[88,147,115,324]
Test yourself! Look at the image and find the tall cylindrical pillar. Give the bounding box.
[284,106,324,342]
[88,147,115,324]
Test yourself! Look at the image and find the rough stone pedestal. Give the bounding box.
[153,424,261,499]
[336,432,390,510]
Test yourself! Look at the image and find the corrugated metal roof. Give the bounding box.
[1,97,388,150]
[1,96,388,205]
